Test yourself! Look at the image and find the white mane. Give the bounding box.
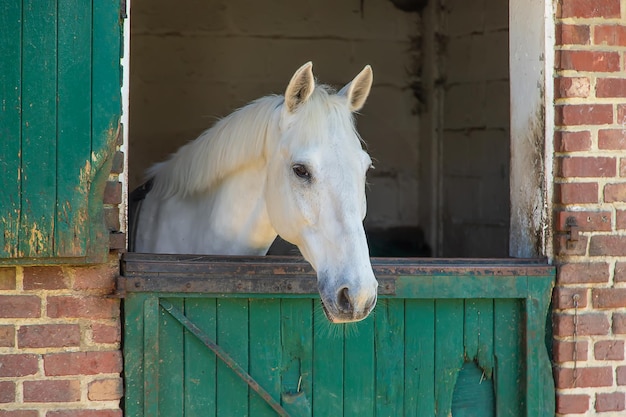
[147,85,359,198]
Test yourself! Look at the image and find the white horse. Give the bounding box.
[134,62,377,323]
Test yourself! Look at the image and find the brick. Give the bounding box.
[619,105,626,125]
[104,207,121,231]
[560,0,620,18]
[18,324,81,348]
[0,295,40,318]
[23,380,80,402]
[554,366,613,388]
[553,286,587,309]
[557,262,610,284]
[553,340,588,362]
[556,50,620,72]
[595,392,625,412]
[0,325,15,347]
[556,393,589,414]
[555,24,590,45]
[617,210,626,229]
[0,354,39,377]
[590,235,626,256]
[618,366,626,385]
[599,129,626,150]
[103,181,122,205]
[592,288,626,308]
[605,183,626,202]
[23,266,68,290]
[88,378,124,401]
[555,182,597,204]
[553,313,610,336]
[47,296,119,319]
[558,156,616,177]
[0,268,16,290]
[555,234,588,256]
[621,158,626,177]
[0,381,15,403]
[91,323,121,344]
[614,313,626,334]
[554,130,592,152]
[555,77,590,98]
[555,104,614,126]
[0,412,38,417]
[44,351,122,376]
[595,25,626,46]
[111,151,125,174]
[47,411,122,417]
[72,265,117,293]
[597,78,626,98]
[615,262,626,282]
[594,340,624,360]
[556,210,611,232]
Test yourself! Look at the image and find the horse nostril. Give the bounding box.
[337,287,352,313]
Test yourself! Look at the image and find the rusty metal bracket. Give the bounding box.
[565,217,580,250]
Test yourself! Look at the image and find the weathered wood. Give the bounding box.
[0,1,22,258]
[375,299,405,416]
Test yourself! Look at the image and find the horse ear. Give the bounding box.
[338,65,373,112]
[285,62,315,113]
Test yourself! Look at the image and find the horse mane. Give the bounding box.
[147,84,357,198]
[147,94,284,198]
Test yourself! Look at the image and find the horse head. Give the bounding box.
[265,62,378,323]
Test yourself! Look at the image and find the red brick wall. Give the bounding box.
[554,0,626,415]
[0,260,122,416]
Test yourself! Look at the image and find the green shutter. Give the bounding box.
[0,0,122,264]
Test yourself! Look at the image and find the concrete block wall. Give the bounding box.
[129,0,422,230]
[552,0,626,415]
[0,261,123,416]
[439,0,510,257]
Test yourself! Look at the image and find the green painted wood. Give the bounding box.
[476,300,495,379]
[312,308,344,416]
[249,299,282,417]
[0,1,22,258]
[375,299,405,416]
[525,278,556,416]
[434,299,465,417]
[124,293,147,417]
[184,299,217,417]
[280,299,313,417]
[143,297,160,417]
[404,299,435,416]
[494,299,524,417]
[216,299,249,417]
[20,0,58,257]
[451,361,495,417]
[159,299,185,417]
[396,275,529,299]
[344,315,375,417]
[55,0,92,257]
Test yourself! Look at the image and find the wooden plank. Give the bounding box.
[143,297,160,417]
[158,298,184,417]
[525,279,555,416]
[0,1,22,258]
[375,299,405,416]
[55,0,92,257]
[312,307,344,416]
[494,299,523,417]
[476,299,495,379]
[344,315,375,417]
[124,294,147,417]
[184,298,217,417]
[434,299,465,417]
[396,275,531,299]
[464,300,480,361]
[280,299,313,417]
[249,299,282,417]
[20,0,57,257]
[216,299,249,417]
[404,299,435,416]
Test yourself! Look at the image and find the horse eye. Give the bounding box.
[292,164,311,180]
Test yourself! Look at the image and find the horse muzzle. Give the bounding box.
[318,278,378,323]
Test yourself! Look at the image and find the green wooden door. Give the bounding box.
[0,0,122,263]
[121,255,555,417]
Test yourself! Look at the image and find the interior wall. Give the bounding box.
[439,0,510,257]
[129,0,422,234]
